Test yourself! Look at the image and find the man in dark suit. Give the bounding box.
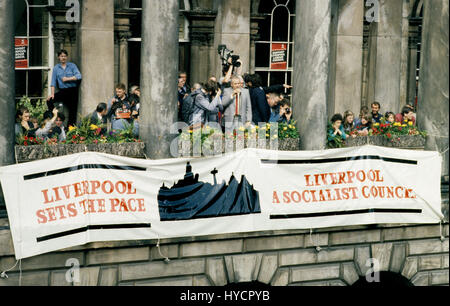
[247,74,271,125]
[90,103,108,135]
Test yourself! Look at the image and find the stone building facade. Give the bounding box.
[0,220,448,286]
[0,0,448,286]
[5,0,448,170]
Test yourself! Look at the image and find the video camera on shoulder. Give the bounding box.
[218,44,241,69]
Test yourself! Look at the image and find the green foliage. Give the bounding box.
[278,122,300,139]
[16,96,48,123]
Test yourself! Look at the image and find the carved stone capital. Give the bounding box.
[68,29,77,44]
[52,28,67,44]
[190,31,213,46]
[116,30,132,44]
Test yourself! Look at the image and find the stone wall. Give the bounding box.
[0,222,447,286]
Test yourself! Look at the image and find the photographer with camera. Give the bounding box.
[191,80,222,127]
[269,98,293,124]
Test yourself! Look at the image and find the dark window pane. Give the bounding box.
[255,71,269,87]
[287,0,296,13]
[258,15,271,41]
[255,43,270,68]
[128,41,141,87]
[29,38,48,67]
[14,1,27,36]
[288,43,294,68]
[129,0,142,8]
[130,11,142,38]
[272,6,289,42]
[29,7,49,37]
[29,0,48,5]
[28,70,48,98]
[258,0,275,14]
[15,71,27,98]
[290,16,295,42]
[270,71,286,87]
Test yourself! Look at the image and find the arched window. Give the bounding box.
[255,0,295,87]
[14,0,52,104]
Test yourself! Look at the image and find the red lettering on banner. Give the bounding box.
[271,167,420,205]
[37,209,47,224]
[91,181,101,194]
[67,203,77,217]
[137,199,146,212]
[302,190,311,203]
[283,191,291,204]
[127,182,137,194]
[73,183,83,197]
[102,181,114,194]
[42,189,54,204]
[97,199,106,212]
[61,185,71,199]
[347,171,355,184]
[272,191,280,204]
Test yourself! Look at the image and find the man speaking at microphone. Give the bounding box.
[221,75,252,133]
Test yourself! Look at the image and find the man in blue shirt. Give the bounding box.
[47,50,82,126]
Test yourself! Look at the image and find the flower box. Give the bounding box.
[15,142,146,163]
[344,135,426,149]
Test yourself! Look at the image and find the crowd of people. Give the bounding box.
[16,49,421,147]
[328,102,417,142]
[177,59,294,134]
[15,50,142,142]
[15,49,294,144]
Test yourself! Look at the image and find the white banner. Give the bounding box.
[0,146,443,259]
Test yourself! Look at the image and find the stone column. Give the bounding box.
[0,0,15,166]
[190,32,211,84]
[0,0,15,215]
[78,0,115,117]
[214,0,251,77]
[117,31,132,87]
[417,0,449,177]
[328,0,364,117]
[249,17,263,74]
[361,23,370,107]
[398,0,411,107]
[188,10,217,83]
[292,0,332,150]
[140,0,179,159]
[407,21,420,105]
[372,0,404,114]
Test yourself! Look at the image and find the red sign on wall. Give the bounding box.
[270,43,287,70]
[15,38,29,69]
